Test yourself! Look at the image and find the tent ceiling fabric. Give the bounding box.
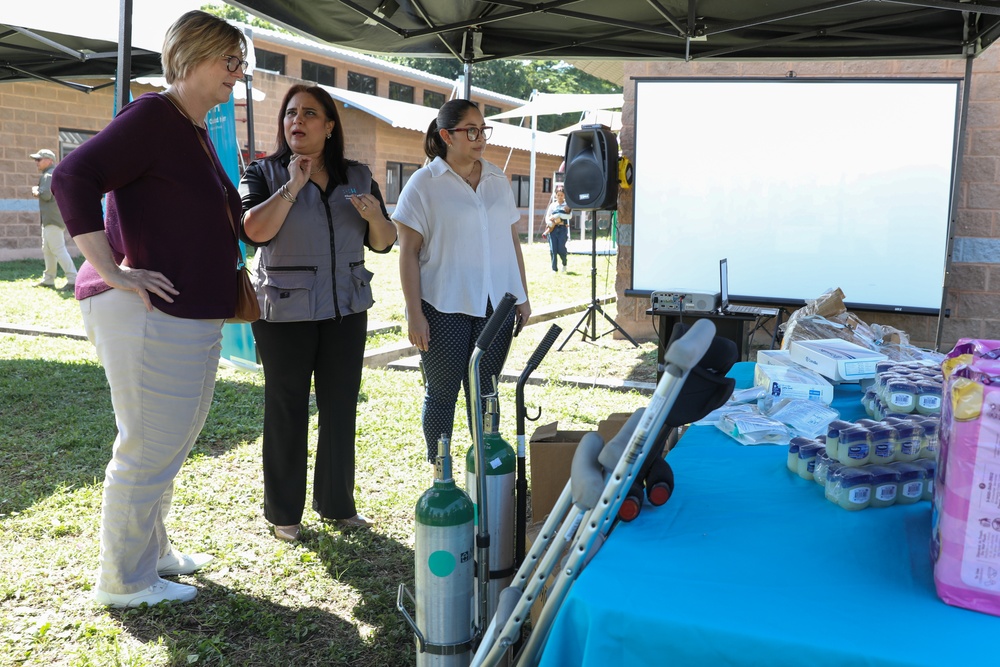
[0,24,161,86]
[230,0,1000,62]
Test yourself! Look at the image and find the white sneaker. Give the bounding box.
[94,578,197,608]
[157,549,213,576]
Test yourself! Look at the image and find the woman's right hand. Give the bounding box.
[107,263,178,311]
[408,311,430,352]
[286,154,314,195]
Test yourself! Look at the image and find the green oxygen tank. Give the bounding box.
[414,436,475,667]
[466,384,517,627]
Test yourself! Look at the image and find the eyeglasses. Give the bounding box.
[447,125,493,142]
[221,55,249,73]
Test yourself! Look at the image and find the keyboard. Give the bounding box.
[725,304,778,317]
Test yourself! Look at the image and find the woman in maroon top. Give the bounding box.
[52,10,246,609]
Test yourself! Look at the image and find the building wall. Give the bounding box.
[0,42,562,262]
[613,52,999,351]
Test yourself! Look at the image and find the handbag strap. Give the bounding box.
[161,91,245,269]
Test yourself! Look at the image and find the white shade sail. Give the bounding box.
[487,92,623,120]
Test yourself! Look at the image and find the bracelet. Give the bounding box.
[278,184,297,203]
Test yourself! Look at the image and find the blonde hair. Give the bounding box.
[161,10,246,84]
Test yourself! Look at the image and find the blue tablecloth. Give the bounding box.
[538,362,999,667]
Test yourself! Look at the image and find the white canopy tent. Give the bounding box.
[486,92,623,240]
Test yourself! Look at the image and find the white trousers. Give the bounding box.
[81,289,224,594]
[40,224,78,284]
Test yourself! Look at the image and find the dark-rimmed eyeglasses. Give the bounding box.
[447,126,493,141]
[221,55,249,73]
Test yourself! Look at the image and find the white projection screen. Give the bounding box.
[631,78,961,314]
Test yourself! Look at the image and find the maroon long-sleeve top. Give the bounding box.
[53,92,241,319]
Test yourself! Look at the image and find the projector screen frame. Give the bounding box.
[626,76,964,317]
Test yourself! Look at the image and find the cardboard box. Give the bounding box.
[597,412,634,443]
[789,338,887,382]
[753,361,835,404]
[756,349,795,367]
[529,422,588,523]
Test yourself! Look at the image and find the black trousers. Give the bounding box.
[418,299,515,461]
[252,312,367,525]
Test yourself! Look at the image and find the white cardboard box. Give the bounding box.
[756,349,795,367]
[753,362,835,404]
[788,338,887,382]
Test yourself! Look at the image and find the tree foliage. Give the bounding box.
[385,58,620,132]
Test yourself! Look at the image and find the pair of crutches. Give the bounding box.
[470,319,738,667]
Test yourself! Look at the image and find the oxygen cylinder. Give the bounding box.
[415,437,475,667]
[466,390,516,624]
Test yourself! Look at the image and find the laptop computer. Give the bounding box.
[719,258,778,317]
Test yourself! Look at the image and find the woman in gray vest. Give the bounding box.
[239,84,396,542]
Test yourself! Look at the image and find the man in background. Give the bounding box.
[31,149,77,290]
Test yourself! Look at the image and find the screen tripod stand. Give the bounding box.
[559,210,640,350]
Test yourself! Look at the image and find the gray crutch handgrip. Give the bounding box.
[571,432,606,510]
[597,408,646,472]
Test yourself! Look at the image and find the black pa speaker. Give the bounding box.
[563,125,619,210]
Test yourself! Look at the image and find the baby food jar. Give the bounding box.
[893,422,923,462]
[787,437,808,473]
[891,462,925,505]
[915,381,942,416]
[836,468,873,511]
[797,443,824,481]
[885,380,918,415]
[868,424,898,465]
[825,420,853,462]
[838,426,871,467]
[919,418,939,460]
[913,458,937,501]
[814,450,832,486]
[867,465,900,508]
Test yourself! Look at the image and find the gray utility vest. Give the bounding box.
[250,159,375,322]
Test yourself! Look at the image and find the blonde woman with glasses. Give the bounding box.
[52,10,247,608]
[393,99,532,461]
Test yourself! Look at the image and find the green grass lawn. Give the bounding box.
[0,241,656,666]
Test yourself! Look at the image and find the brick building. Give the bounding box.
[0,23,567,262]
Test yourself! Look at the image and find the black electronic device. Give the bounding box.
[563,124,619,210]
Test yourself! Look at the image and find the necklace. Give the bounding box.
[311,164,326,175]
[461,161,480,187]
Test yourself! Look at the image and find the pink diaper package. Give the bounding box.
[932,348,1000,617]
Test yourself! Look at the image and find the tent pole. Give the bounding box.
[243,27,256,166]
[115,0,133,114]
[935,53,974,351]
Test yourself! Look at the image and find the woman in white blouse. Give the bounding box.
[393,99,531,461]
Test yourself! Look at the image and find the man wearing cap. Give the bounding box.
[31,149,78,289]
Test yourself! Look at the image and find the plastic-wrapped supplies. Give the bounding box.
[932,340,1000,617]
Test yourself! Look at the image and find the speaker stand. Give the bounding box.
[559,211,640,350]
